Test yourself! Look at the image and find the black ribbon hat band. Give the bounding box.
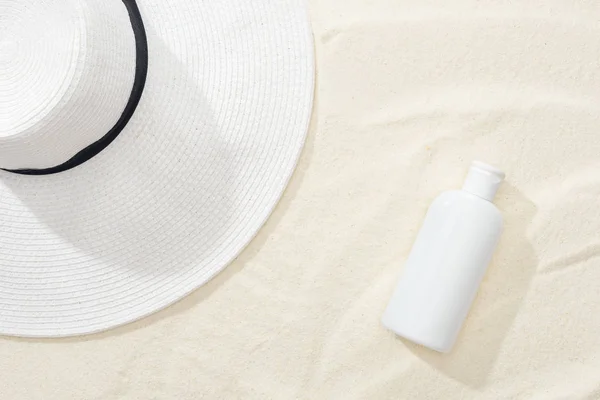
[3,0,148,176]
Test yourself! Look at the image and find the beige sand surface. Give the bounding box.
[2,0,600,398]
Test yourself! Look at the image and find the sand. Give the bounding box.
[2,0,600,398]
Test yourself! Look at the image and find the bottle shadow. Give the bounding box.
[402,182,538,388]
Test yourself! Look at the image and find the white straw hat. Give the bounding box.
[0,0,314,337]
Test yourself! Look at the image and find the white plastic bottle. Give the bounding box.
[382,161,505,353]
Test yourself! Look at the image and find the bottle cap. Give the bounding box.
[462,161,505,201]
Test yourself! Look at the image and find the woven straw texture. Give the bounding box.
[0,0,314,337]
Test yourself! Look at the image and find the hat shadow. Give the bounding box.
[401,183,538,388]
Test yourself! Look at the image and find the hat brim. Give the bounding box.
[0,0,314,337]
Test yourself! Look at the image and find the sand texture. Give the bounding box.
[2,0,600,398]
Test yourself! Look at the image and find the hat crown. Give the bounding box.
[0,0,136,170]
